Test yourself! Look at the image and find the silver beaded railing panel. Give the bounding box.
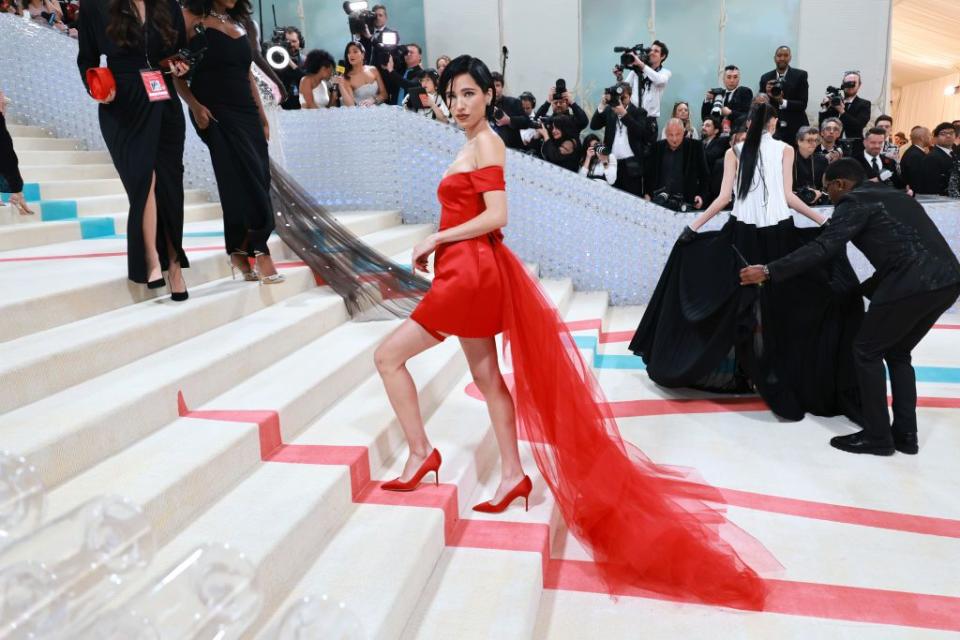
[0,14,217,197]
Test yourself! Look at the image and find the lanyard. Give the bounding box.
[131,0,152,69]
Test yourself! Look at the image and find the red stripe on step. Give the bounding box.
[267,444,371,499]
[450,519,551,576]
[545,559,960,631]
[607,397,769,417]
[176,390,281,458]
[357,481,460,542]
[599,329,635,344]
[565,319,602,332]
[933,324,960,330]
[0,246,224,263]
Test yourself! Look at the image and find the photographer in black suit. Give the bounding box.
[701,65,752,128]
[793,126,829,206]
[701,116,729,203]
[589,82,653,196]
[367,4,399,63]
[818,71,871,141]
[535,81,589,137]
[900,126,930,193]
[741,159,960,456]
[917,122,957,195]
[488,72,532,151]
[644,118,710,210]
[758,46,809,145]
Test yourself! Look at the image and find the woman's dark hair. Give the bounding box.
[304,49,335,75]
[438,55,495,115]
[737,101,779,200]
[107,0,178,51]
[420,68,440,90]
[183,0,251,19]
[581,133,601,166]
[343,41,365,79]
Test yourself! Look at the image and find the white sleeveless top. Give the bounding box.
[732,133,791,228]
[299,79,330,108]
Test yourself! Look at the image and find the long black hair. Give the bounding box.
[438,55,495,118]
[182,0,252,19]
[107,0,178,50]
[343,41,365,79]
[737,101,779,200]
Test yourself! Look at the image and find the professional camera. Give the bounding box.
[614,44,652,68]
[826,81,855,107]
[552,78,567,102]
[492,106,505,121]
[604,84,625,102]
[594,144,609,156]
[343,1,376,38]
[769,79,784,98]
[709,87,725,116]
[265,27,296,69]
[652,190,689,212]
[537,116,555,127]
[796,186,828,206]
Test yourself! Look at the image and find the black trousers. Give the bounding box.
[0,112,25,193]
[613,156,644,197]
[853,284,960,440]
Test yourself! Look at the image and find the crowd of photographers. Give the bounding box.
[3,0,79,37]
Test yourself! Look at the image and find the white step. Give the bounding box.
[11,136,83,151]
[12,149,112,165]
[27,178,126,200]
[5,124,48,137]
[18,164,120,182]
[0,287,349,490]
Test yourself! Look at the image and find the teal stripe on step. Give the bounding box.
[79,217,116,239]
[595,354,646,370]
[39,200,78,221]
[1,183,41,201]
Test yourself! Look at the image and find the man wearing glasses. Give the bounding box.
[819,71,871,141]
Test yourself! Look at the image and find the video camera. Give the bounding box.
[652,189,689,212]
[343,1,376,38]
[825,80,856,107]
[264,27,296,69]
[708,87,725,116]
[614,44,652,68]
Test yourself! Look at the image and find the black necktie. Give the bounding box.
[872,157,880,176]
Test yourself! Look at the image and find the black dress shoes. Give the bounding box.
[893,432,919,455]
[830,431,896,456]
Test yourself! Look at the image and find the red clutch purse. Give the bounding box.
[86,67,116,101]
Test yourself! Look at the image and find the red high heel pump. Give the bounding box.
[472,475,533,513]
[381,449,442,492]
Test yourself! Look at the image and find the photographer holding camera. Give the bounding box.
[644,118,710,210]
[758,46,809,145]
[518,92,542,152]
[579,134,618,186]
[793,126,830,206]
[488,73,532,150]
[534,80,589,137]
[702,116,729,202]
[618,40,671,139]
[701,65,752,128]
[276,27,306,110]
[589,81,653,196]
[538,115,581,173]
[818,71,871,140]
[401,69,449,123]
[381,43,424,105]
[817,117,849,163]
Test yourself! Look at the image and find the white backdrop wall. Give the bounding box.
[892,71,960,133]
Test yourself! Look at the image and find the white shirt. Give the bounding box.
[937,145,955,156]
[401,92,450,120]
[579,155,618,185]
[610,114,634,160]
[623,65,671,117]
[864,150,882,170]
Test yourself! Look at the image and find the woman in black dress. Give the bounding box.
[77,0,191,298]
[173,0,284,284]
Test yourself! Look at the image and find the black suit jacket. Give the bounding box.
[819,95,871,140]
[703,135,730,202]
[899,145,926,191]
[535,101,589,136]
[850,147,906,190]
[758,67,809,142]
[589,103,654,161]
[490,95,529,150]
[700,86,752,126]
[917,146,954,195]
[644,138,710,204]
[768,182,960,304]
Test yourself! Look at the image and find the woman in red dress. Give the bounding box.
[373,56,770,610]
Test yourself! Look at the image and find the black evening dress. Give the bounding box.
[77,0,190,283]
[0,111,25,194]
[187,26,274,257]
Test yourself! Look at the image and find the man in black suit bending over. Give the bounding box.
[917,122,956,196]
[702,65,752,128]
[741,159,960,456]
[759,46,809,146]
[818,71,871,141]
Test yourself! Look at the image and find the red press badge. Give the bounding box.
[140,69,170,102]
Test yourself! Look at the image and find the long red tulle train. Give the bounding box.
[495,241,770,611]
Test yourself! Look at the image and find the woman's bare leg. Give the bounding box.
[460,336,526,502]
[142,172,162,283]
[374,319,442,480]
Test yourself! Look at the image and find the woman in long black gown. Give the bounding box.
[77,0,190,298]
[173,0,284,284]
[0,91,34,216]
